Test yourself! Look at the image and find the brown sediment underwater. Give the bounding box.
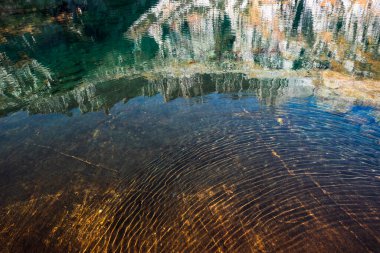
[1,122,379,253]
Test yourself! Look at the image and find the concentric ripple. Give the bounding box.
[0,95,379,253]
[49,104,379,253]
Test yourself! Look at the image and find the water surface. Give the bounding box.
[0,0,379,252]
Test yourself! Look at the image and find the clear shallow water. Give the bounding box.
[0,0,380,252]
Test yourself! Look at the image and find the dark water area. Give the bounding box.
[0,0,380,252]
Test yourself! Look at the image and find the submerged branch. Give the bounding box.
[30,143,119,174]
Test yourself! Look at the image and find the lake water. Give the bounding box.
[0,0,379,252]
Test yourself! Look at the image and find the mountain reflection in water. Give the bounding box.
[0,0,379,252]
[0,0,379,115]
[27,74,314,114]
[128,0,380,74]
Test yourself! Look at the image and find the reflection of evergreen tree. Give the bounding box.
[291,0,304,36]
[302,9,314,47]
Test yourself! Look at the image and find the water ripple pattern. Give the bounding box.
[63,103,380,253]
